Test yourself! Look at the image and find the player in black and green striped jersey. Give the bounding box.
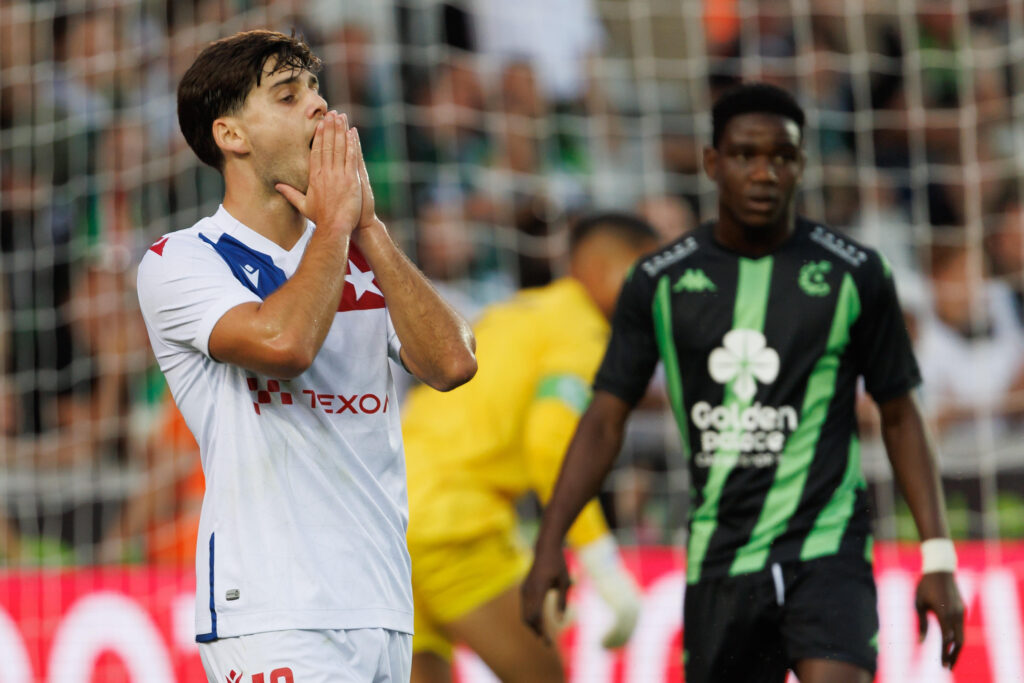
[522,83,965,683]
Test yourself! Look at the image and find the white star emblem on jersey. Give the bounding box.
[345,260,382,300]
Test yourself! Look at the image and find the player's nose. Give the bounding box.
[309,92,328,120]
[748,156,778,182]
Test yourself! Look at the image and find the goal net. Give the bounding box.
[1,0,1022,681]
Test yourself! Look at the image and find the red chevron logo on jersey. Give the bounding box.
[338,243,385,312]
[149,236,169,256]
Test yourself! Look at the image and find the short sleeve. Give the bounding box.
[593,264,661,405]
[136,234,262,360]
[386,310,404,367]
[852,253,922,404]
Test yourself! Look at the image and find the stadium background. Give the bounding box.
[1,0,1024,680]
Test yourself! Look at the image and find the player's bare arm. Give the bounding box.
[349,131,477,392]
[522,390,631,639]
[208,111,363,379]
[879,390,965,669]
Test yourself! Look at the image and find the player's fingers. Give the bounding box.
[354,125,369,182]
[321,112,335,167]
[274,183,306,214]
[346,128,359,177]
[309,119,325,178]
[916,602,929,643]
[339,112,352,169]
[344,130,361,205]
[558,569,573,613]
[942,632,959,669]
[941,608,965,669]
[521,590,546,639]
[339,112,350,167]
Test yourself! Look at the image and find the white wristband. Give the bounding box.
[921,538,957,574]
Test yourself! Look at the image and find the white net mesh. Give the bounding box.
[1,0,1023,679]
[2,0,1022,564]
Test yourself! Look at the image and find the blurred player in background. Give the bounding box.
[523,83,965,683]
[99,394,202,566]
[137,30,476,682]
[403,212,657,682]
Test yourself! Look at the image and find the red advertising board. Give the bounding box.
[0,543,1022,682]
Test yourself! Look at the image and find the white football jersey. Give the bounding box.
[137,206,412,640]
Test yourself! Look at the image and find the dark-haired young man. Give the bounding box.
[137,30,476,681]
[522,83,965,683]
[402,213,658,683]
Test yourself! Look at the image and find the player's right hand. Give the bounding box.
[275,111,362,235]
[521,543,571,644]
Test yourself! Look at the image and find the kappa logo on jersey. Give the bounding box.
[708,329,779,401]
[247,377,293,415]
[226,671,242,683]
[243,263,260,288]
[673,268,717,293]
[338,244,385,312]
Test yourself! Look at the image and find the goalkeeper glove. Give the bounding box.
[577,533,641,649]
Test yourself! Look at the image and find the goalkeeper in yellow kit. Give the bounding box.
[403,213,659,683]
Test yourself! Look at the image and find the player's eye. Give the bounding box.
[281,94,295,103]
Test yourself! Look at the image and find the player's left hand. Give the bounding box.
[351,126,381,233]
[915,571,965,669]
[522,542,571,644]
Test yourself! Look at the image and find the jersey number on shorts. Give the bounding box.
[228,668,293,683]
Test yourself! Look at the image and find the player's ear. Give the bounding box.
[703,145,718,181]
[212,117,250,159]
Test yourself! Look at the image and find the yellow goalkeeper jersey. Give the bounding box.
[403,277,611,548]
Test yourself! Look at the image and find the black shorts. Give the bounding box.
[683,555,878,683]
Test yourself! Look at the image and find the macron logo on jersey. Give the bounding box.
[200,233,287,299]
[243,263,260,288]
[198,232,384,310]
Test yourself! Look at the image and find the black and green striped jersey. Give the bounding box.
[595,217,920,584]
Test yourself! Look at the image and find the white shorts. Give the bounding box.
[198,628,412,682]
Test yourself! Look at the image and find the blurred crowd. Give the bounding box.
[1,0,1023,564]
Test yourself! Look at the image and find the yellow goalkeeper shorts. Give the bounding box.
[410,529,532,660]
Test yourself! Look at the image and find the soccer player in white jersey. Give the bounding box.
[136,30,477,682]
